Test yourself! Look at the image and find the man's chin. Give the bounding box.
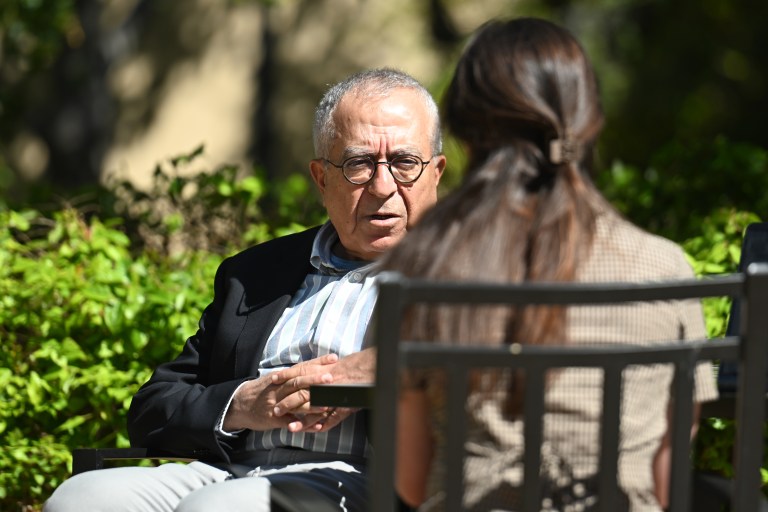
[337,226,407,260]
[364,236,404,259]
[342,235,401,262]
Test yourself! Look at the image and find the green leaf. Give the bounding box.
[55,414,89,433]
[217,181,234,197]
[170,144,205,167]
[163,212,184,233]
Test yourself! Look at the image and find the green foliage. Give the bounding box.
[682,208,768,489]
[104,144,326,256]
[0,154,326,510]
[683,208,761,338]
[0,207,219,509]
[598,137,768,243]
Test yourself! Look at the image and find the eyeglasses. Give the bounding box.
[323,155,432,185]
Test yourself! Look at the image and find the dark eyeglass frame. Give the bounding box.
[323,155,433,185]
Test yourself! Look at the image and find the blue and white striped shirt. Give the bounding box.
[247,222,377,457]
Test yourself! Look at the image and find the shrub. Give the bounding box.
[103,144,326,256]
[0,207,221,509]
[1,147,328,510]
[598,137,768,243]
[682,208,768,488]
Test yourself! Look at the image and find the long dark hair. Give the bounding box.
[379,18,613,407]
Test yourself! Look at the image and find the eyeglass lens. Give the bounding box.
[342,155,426,184]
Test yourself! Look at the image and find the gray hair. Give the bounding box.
[312,68,443,158]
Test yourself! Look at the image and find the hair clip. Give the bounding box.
[549,138,580,164]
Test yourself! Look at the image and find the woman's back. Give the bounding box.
[417,212,717,511]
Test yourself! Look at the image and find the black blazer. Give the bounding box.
[127,226,321,463]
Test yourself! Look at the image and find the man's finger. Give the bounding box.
[286,412,328,432]
[271,353,339,384]
[310,408,352,432]
[272,372,333,415]
[276,388,310,415]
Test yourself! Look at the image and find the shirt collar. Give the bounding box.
[310,221,370,275]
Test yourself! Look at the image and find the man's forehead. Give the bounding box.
[337,87,424,113]
[327,87,433,156]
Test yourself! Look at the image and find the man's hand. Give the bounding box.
[270,348,377,432]
[222,354,338,432]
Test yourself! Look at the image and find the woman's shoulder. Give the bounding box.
[581,213,693,282]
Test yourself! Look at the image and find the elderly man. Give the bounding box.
[44,68,445,512]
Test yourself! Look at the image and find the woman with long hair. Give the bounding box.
[378,18,717,511]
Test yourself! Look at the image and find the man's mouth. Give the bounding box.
[366,213,400,227]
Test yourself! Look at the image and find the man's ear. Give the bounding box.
[309,159,326,194]
[433,154,447,186]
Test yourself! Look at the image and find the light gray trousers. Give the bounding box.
[43,460,367,512]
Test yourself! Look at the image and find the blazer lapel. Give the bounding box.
[230,227,319,377]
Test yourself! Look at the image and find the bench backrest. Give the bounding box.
[369,265,768,512]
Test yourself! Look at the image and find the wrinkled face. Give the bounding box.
[310,88,445,261]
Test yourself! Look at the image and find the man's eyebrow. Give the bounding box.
[340,148,373,159]
[389,147,425,157]
[340,146,425,159]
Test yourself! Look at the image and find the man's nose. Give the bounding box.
[366,162,398,197]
